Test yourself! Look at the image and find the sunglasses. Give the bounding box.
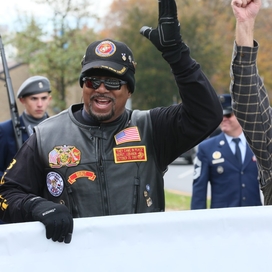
[223,113,234,118]
[83,77,127,91]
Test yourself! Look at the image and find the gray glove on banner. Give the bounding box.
[24,197,73,244]
[140,0,188,64]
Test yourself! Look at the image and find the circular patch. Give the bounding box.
[95,41,116,57]
[46,172,64,197]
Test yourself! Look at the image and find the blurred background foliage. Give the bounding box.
[4,0,272,111]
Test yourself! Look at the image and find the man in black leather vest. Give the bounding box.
[0,0,223,243]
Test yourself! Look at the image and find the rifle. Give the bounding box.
[0,35,23,150]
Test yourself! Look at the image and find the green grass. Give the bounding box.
[165,190,211,211]
[165,190,192,211]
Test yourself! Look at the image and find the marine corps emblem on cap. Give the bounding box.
[95,41,116,57]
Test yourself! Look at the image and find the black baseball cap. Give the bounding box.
[79,39,136,93]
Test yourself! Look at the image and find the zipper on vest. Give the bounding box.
[133,178,140,213]
[67,186,79,217]
[98,137,110,215]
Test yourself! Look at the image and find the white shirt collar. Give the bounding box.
[224,132,246,147]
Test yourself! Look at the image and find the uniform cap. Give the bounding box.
[17,76,51,98]
[79,39,136,93]
[218,94,232,115]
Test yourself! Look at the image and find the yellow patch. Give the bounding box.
[0,173,5,185]
[113,146,147,164]
[7,159,16,170]
[0,195,8,211]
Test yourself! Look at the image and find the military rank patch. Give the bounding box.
[114,127,141,145]
[48,145,81,168]
[46,172,64,197]
[193,156,202,180]
[113,146,147,163]
[68,171,96,185]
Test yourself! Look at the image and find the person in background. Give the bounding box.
[0,76,52,179]
[209,126,222,138]
[0,76,51,224]
[191,94,262,209]
[230,0,272,204]
[0,0,222,242]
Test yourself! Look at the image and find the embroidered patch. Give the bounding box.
[193,156,202,180]
[48,145,81,168]
[95,40,116,57]
[46,172,64,197]
[113,146,147,163]
[114,127,141,145]
[68,171,96,185]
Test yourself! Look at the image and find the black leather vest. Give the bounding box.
[35,104,165,218]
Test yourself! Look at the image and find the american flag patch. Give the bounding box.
[114,127,141,145]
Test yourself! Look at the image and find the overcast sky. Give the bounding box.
[0,0,113,31]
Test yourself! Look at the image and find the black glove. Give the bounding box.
[24,197,73,244]
[140,0,188,64]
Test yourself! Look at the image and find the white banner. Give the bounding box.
[1,206,271,272]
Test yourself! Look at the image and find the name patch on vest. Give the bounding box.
[113,146,147,163]
[48,145,81,168]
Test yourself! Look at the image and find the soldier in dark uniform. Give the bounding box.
[0,75,52,179]
[0,76,51,223]
[191,94,262,209]
[0,0,222,242]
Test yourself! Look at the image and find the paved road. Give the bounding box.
[164,161,264,205]
[164,162,211,197]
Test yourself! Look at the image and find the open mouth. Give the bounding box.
[92,96,113,110]
[95,97,111,105]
